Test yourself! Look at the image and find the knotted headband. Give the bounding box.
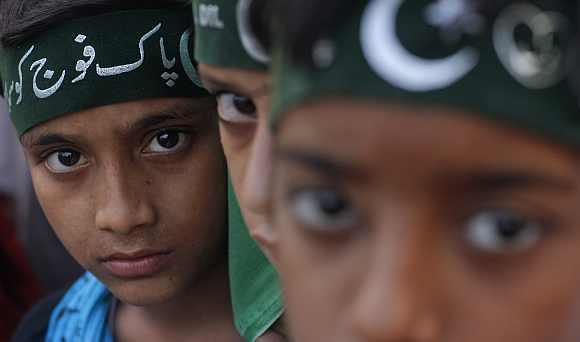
[271,0,580,147]
[0,8,206,136]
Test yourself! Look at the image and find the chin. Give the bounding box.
[114,291,174,307]
[106,275,185,306]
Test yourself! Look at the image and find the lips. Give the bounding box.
[101,249,174,279]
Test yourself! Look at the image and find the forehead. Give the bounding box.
[277,99,580,179]
[199,63,268,90]
[21,97,214,147]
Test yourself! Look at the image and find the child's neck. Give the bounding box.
[114,257,241,341]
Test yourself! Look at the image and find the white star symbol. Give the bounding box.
[424,0,485,41]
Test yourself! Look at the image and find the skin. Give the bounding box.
[21,97,241,341]
[199,64,286,341]
[267,99,580,342]
[199,64,273,242]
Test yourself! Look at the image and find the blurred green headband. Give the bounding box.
[0,8,206,136]
[193,0,269,70]
[271,0,580,146]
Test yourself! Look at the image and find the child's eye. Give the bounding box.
[216,93,257,124]
[144,130,189,154]
[465,209,544,254]
[45,149,88,174]
[289,187,358,233]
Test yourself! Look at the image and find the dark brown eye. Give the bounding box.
[157,131,180,149]
[465,209,544,254]
[289,187,358,233]
[58,150,81,166]
[232,95,257,115]
[217,93,257,123]
[45,149,88,173]
[144,130,189,154]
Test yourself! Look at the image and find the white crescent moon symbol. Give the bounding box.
[237,0,270,64]
[179,27,203,87]
[360,0,479,92]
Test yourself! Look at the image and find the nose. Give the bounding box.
[351,231,443,341]
[94,161,156,235]
[241,124,273,216]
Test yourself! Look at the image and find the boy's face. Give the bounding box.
[269,99,580,342]
[21,97,227,306]
[199,64,273,241]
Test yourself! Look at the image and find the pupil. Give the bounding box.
[58,151,80,167]
[157,131,179,149]
[497,215,524,239]
[233,95,256,115]
[319,191,346,215]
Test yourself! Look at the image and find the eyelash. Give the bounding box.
[144,125,190,139]
[144,125,194,148]
[39,145,79,162]
[36,125,194,158]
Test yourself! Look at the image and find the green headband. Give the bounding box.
[228,180,283,341]
[193,0,269,70]
[271,0,580,146]
[0,8,206,136]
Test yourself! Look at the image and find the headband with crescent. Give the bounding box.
[270,0,580,147]
[192,0,269,70]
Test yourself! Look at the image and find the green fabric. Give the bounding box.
[270,0,580,147]
[0,8,206,136]
[228,180,283,342]
[193,0,268,70]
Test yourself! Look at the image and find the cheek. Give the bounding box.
[504,254,580,338]
[219,124,252,189]
[277,236,332,341]
[219,124,269,233]
[152,140,228,241]
[275,216,363,340]
[445,233,580,340]
[29,169,95,267]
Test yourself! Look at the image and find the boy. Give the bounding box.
[192,0,285,340]
[264,0,580,341]
[2,1,240,340]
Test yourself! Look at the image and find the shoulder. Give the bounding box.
[11,272,111,342]
[45,272,113,342]
[10,288,67,342]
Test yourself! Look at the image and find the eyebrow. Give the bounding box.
[22,103,210,148]
[276,147,576,193]
[22,114,189,148]
[201,74,271,98]
[275,147,360,179]
[26,133,77,147]
[129,113,190,133]
[459,170,576,193]
[123,103,208,136]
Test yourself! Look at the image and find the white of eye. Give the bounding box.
[216,93,257,124]
[45,150,88,174]
[465,209,544,254]
[144,131,188,154]
[289,189,358,232]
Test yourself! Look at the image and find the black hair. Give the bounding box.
[0,0,191,47]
